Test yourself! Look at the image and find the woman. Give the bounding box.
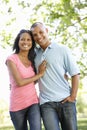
[6,29,46,130]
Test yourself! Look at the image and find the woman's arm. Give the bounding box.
[7,60,47,87]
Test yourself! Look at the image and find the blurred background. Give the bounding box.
[0,0,87,129]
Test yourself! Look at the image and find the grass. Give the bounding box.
[0,118,87,130]
[77,118,87,130]
[0,126,14,130]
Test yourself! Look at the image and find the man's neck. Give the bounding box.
[41,41,51,50]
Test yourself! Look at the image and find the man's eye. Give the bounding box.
[40,31,43,34]
[34,34,37,37]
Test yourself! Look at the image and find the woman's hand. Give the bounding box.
[38,60,47,77]
[64,74,68,81]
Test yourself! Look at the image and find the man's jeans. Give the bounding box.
[10,104,42,130]
[40,101,78,130]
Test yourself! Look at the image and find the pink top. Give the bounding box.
[6,54,39,112]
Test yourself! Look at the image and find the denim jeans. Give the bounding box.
[10,103,42,130]
[40,101,78,130]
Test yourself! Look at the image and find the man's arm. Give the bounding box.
[71,74,80,100]
[62,74,80,103]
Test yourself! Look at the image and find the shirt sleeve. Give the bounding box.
[63,46,80,76]
[6,54,17,65]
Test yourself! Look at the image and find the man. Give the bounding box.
[30,22,80,130]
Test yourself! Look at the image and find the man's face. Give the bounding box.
[31,24,49,48]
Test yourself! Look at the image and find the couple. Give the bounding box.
[6,22,80,130]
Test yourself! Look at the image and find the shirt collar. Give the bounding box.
[36,41,55,51]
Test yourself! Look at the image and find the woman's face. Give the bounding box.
[18,32,32,51]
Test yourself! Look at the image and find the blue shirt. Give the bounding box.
[35,42,80,105]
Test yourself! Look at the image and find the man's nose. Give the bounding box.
[37,34,41,39]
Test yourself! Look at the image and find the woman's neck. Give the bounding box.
[18,51,28,58]
[18,51,31,67]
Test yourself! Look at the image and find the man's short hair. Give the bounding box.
[30,22,45,30]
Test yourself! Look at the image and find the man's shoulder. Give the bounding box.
[52,42,68,50]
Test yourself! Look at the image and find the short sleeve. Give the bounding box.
[5,54,17,65]
[63,46,80,76]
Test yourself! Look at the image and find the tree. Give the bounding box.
[30,0,87,78]
[0,0,87,117]
[0,0,87,78]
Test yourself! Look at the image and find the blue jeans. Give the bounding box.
[10,103,42,130]
[40,101,78,130]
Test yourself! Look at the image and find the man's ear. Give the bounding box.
[46,28,48,33]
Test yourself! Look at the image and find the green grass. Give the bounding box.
[0,126,14,130]
[78,118,87,130]
[0,118,87,130]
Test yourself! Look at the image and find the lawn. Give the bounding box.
[0,118,87,130]
[77,118,87,130]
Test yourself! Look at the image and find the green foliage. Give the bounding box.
[2,0,10,3]
[33,0,87,78]
[0,99,9,124]
[0,1,87,129]
[0,0,87,78]
[18,0,30,8]
[77,96,86,113]
[0,31,13,49]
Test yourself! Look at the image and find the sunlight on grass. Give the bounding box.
[0,118,87,130]
[78,118,87,130]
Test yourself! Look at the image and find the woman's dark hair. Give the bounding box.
[13,29,36,73]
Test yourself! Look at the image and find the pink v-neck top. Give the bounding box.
[6,54,39,112]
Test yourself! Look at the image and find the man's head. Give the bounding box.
[30,22,45,29]
[30,22,50,50]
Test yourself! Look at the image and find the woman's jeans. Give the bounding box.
[10,103,42,130]
[40,101,78,130]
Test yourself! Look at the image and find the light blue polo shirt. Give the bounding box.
[35,42,80,105]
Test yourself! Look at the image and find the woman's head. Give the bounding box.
[13,29,35,53]
[13,29,36,73]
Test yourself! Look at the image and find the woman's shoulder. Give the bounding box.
[6,53,19,63]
